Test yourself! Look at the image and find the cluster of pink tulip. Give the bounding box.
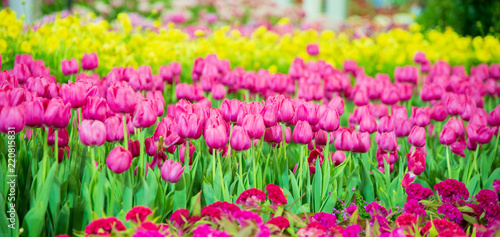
[1,47,500,193]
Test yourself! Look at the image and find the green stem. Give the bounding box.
[54,129,58,163]
[123,114,128,149]
[185,140,190,172]
[298,145,305,195]
[238,152,243,181]
[251,141,257,188]
[325,132,330,163]
[446,148,452,179]
[213,150,216,181]
[281,123,287,160]
[139,129,145,178]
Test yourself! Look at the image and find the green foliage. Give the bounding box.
[417,0,500,36]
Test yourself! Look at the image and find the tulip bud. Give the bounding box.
[79,120,106,146]
[211,84,226,100]
[61,82,88,109]
[402,172,416,189]
[296,102,319,126]
[25,76,50,97]
[177,113,203,140]
[450,140,466,157]
[377,116,394,133]
[82,96,107,122]
[394,119,413,137]
[81,53,99,70]
[105,116,125,142]
[411,107,431,127]
[331,150,346,166]
[61,58,79,76]
[107,146,133,173]
[221,99,240,123]
[476,126,493,144]
[204,117,229,149]
[161,159,184,183]
[261,104,278,128]
[306,44,319,56]
[431,104,447,122]
[47,128,69,147]
[25,97,47,128]
[132,100,157,129]
[230,126,251,151]
[0,105,26,134]
[443,117,465,138]
[180,141,195,165]
[242,114,266,140]
[292,121,313,145]
[319,108,340,132]
[376,132,398,152]
[13,63,32,84]
[145,137,157,156]
[408,126,426,147]
[107,82,137,114]
[353,132,371,153]
[439,127,457,146]
[445,94,465,116]
[44,98,71,129]
[264,124,284,144]
[277,98,295,123]
[353,87,369,106]
[328,96,345,115]
[359,116,377,134]
[413,51,427,64]
[380,86,399,105]
[334,129,357,151]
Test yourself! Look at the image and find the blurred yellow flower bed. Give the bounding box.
[1,9,499,80]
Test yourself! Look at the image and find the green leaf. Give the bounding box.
[190,191,202,216]
[313,158,323,212]
[202,179,215,205]
[463,214,478,224]
[55,201,70,235]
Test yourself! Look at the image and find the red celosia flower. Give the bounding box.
[138,221,159,231]
[188,216,201,224]
[313,212,337,229]
[125,206,153,223]
[201,206,222,221]
[266,184,287,205]
[297,222,327,236]
[169,208,190,227]
[84,217,126,235]
[210,201,241,217]
[395,213,417,227]
[236,188,266,208]
[436,229,467,237]
[404,199,426,217]
[266,216,290,230]
[421,219,462,235]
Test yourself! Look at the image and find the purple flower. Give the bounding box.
[437,204,463,224]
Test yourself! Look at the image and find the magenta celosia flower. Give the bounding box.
[266,184,287,206]
[313,212,337,229]
[404,199,426,217]
[464,203,483,218]
[485,204,500,221]
[365,202,389,217]
[125,206,153,223]
[132,230,165,237]
[434,179,469,205]
[476,189,498,208]
[437,204,463,224]
[236,188,266,208]
[192,224,230,237]
[493,180,500,193]
[395,213,417,227]
[210,201,241,217]
[346,206,357,216]
[406,183,434,201]
[342,224,362,237]
[370,215,391,233]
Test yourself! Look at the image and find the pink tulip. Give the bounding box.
[376,131,398,152]
[306,44,319,56]
[177,113,203,140]
[439,128,457,146]
[319,108,340,132]
[276,97,295,123]
[293,121,313,145]
[230,126,251,151]
[81,53,99,70]
[443,117,465,138]
[211,84,226,100]
[0,105,26,133]
[445,93,465,116]
[377,116,394,133]
[132,100,157,129]
[413,51,427,64]
[431,104,447,121]
[394,119,413,138]
[296,102,319,126]
[221,99,240,123]
[380,85,399,105]
[145,137,157,156]
[359,116,377,134]
[47,128,69,146]
[204,117,228,149]
[106,146,133,173]
[334,129,357,151]
[242,114,266,139]
[261,104,278,128]
[180,141,195,165]
[161,159,184,183]
[25,76,50,97]
[353,132,371,153]
[25,97,48,128]
[79,120,106,146]
[408,126,426,147]
[106,82,137,114]
[13,63,31,84]
[61,82,87,108]
[105,116,125,142]
[61,58,79,76]
[401,172,416,189]
[43,98,71,129]
[331,150,346,166]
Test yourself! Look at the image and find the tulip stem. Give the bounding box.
[466,147,479,184]
[54,129,58,163]
[238,152,243,181]
[185,141,190,172]
[325,132,330,164]
[139,129,145,178]
[171,81,176,104]
[298,145,305,196]
[281,123,287,160]
[445,148,452,179]
[251,141,257,188]
[123,114,128,149]
[212,150,216,181]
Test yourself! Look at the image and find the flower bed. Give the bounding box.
[1,8,500,237]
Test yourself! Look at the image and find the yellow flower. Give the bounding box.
[0,39,7,54]
[21,41,31,53]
